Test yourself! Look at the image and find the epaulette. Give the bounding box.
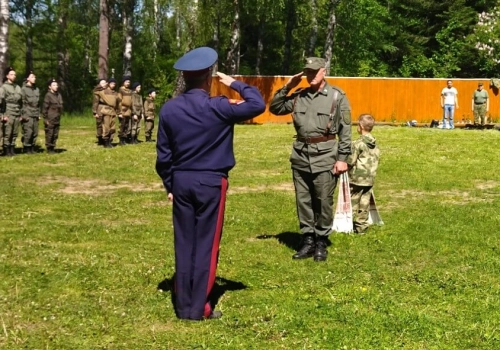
[329,85,346,95]
[291,88,305,97]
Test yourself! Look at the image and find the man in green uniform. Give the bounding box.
[0,67,23,157]
[92,78,107,145]
[95,78,120,148]
[118,76,132,145]
[21,71,40,154]
[130,82,143,144]
[143,88,156,142]
[269,57,352,262]
[472,82,489,126]
[42,79,63,154]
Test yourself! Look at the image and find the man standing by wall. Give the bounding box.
[472,82,489,126]
[269,57,352,262]
[441,80,459,129]
[21,71,40,154]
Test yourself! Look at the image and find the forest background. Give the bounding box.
[1,0,500,112]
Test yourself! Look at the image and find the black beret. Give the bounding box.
[47,78,57,86]
[147,88,156,95]
[108,78,117,84]
[4,66,14,76]
[132,82,141,90]
[25,71,35,80]
[122,75,131,83]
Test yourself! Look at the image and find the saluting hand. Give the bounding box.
[285,72,304,90]
[216,72,236,87]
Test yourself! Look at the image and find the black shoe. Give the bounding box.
[8,145,15,156]
[292,234,316,259]
[313,237,329,262]
[132,137,139,144]
[119,137,127,146]
[47,146,56,154]
[24,146,34,154]
[104,139,113,148]
[207,310,222,319]
[145,136,152,142]
[97,136,104,146]
[29,146,35,154]
[1,146,7,156]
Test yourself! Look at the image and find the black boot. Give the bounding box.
[8,145,15,156]
[2,145,8,156]
[47,146,56,154]
[313,236,329,262]
[292,234,316,259]
[104,139,112,148]
[29,146,35,154]
[119,137,127,146]
[24,146,31,154]
[132,136,138,144]
[97,136,104,146]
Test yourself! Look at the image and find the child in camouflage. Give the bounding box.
[347,114,381,234]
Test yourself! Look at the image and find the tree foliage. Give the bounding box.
[2,0,499,112]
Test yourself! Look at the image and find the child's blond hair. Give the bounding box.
[358,114,375,132]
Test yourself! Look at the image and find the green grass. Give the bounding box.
[1,119,500,349]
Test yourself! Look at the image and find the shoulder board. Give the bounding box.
[330,86,346,95]
[291,88,305,96]
[228,98,245,105]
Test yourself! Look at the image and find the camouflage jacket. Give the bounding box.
[0,81,23,116]
[269,81,352,173]
[143,98,155,120]
[95,88,120,116]
[21,83,40,118]
[131,93,143,117]
[347,133,380,186]
[118,87,132,117]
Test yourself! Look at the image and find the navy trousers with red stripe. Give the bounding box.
[171,171,227,320]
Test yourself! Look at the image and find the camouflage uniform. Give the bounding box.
[143,97,156,141]
[42,90,63,152]
[270,79,352,243]
[131,91,143,143]
[95,87,120,148]
[118,86,132,144]
[92,85,104,144]
[347,133,380,233]
[21,82,40,153]
[0,81,23,156]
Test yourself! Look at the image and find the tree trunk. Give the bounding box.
[25,0,34,77]
[225,0,240,75]
[152,0,159,61]
[212,10,220,73]
[306,0,318,57]
[175,7,181,49]
[98,0,110,79]
[57,0,69,99]
[122,0,134,77]
[0,0,9,81]
[282,0,295,74]
[255,20,264,75]
[324,0,337,76]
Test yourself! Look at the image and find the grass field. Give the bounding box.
[1,117,500,349]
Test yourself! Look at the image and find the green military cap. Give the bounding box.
[304,57,326,70]
[478,82,483,86]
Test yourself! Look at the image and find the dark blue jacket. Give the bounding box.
[156,80,265,192]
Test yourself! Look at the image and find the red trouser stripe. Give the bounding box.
[203,177,228,317]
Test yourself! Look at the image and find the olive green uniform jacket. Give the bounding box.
[42,91,63,122]
[269,82,352,173]
[143,97,155,120]
[118,87,132,117]
[21,83,40,118]
[0,82,23,117]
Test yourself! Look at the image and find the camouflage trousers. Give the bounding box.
[22,117,39,147]
[118,116,131,138]
[102,115,116,141]
[44,118,60,148]
[131,116,142,138]
[350,184,373,233]
[95,115,103,138]
[2,115,21,147]
[292,169,336,237]
[144,119,155,138]
[473,104,487,125]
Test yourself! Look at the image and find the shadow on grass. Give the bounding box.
[157,275,247,314]
[256,231,302,251]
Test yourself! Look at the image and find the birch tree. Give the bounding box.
[0,0,9,81]
[99,0,110,79]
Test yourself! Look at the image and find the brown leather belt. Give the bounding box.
[296,134,336,144]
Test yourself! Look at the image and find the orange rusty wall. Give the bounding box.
[210,76,498,123]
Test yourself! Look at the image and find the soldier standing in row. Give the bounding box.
[42,79,63,154]
[118,76,132,145]
[21,71,40,154]
[144,88,156,142]
[269,57,352,262]
[0,67,23,157]
[131,82,143,144]
[92,78,107,145]
[94,78,120,148]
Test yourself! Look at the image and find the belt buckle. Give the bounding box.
[304,137,312,144]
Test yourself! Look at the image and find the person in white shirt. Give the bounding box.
[441,80,459,129]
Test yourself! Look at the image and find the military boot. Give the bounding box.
[8,145,16,156]
[314,236,329,262]
[292,234,316,259]
[119,137,127,146]
[2,146,8,156]
[132,136,139,144]
[23,146,30,154]
[145,136,152,142]
[47,146,56,154]
[97,136,104,146]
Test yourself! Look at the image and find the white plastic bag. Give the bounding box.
[332,172,354,233]
[367,191,384,225]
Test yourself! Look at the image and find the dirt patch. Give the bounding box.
[228,182,294,194]
[475,180,500,190]
[383,188,497,208]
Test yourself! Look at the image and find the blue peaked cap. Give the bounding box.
[173,47,218,71]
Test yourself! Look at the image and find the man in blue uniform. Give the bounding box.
[156,47,265,321]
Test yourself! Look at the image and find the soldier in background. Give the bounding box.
[471,82,489,126]
[143,88,156,142]
[95,78,120,148]
[118,76,132,145]
[0,67,23,157]
[131,82,143,144]
[42,79,63,154]
[92,78,107,145]
[21,71,40,154]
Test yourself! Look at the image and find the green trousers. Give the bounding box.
[473,104,487,125]
[144,119,154,138]
[131,116,142,138]
[118,116,131,138]
[292,169,337,237]
[350,184,372,233]
[2,115,21,147]
[22,117,39,147]
[44,118,60,148]
[95,115,103,138]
